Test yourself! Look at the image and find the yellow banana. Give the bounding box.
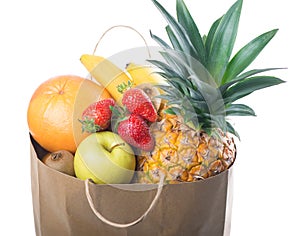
[126,63,166,86]
[80,54,131,104]
[80,55,166,104]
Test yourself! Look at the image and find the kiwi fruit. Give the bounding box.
[136,83,162,111]
[42,150,75,176]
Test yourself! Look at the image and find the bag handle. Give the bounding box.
[84,174,165,228]
[92,25,151,58]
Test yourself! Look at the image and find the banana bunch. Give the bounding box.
[80,54,165,108]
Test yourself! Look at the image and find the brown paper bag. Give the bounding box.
[30,136,233,236]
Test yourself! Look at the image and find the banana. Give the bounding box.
[80,54,132,104]
[126,63,166,86]
[80,54,103,72]
[80,55,166,106]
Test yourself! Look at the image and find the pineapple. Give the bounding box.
[137,0,284,184]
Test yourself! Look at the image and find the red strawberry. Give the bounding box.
[117,114,155,152]
[79,98,115,133]
[122,88,157,122]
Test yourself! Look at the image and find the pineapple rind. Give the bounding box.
[137,115,236,184]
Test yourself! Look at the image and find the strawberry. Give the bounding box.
[79,98,115,133]
[122,88,157,122]
[117,114,155,152]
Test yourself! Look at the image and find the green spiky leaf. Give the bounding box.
[166,25,182,52]
[151,0,197,60]
[207,0,243,84]
[236,68,285,81]
[225,104,256,116]
[160,51,189,78]
[219,67,284,95]
[205,16,222,57]
[223,76,285,103]
[150,30,171,49]
[176,0,206,64]
[226,121,240,140]
[222,29,279,84]
[148,59,181,79]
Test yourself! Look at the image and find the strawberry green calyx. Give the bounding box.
[79,117,101,133]
[79,98,116,133]
[110,105,130,133]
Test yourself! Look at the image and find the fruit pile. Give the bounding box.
[27,0,284,185]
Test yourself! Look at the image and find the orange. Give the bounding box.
[27,75,111,153]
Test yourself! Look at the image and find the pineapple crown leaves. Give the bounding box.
[149,0,285,138]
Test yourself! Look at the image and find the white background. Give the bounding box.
[0,0,298,235]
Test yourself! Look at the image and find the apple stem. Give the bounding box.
[108,143,125,152]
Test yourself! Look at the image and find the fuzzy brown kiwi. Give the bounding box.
[42,150,75,176]
[136,83,162,111]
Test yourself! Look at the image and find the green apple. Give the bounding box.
[74,131,136,184]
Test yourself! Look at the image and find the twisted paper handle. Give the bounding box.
[84,174,165,228]
[92,25,151,58]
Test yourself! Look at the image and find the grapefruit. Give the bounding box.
[27,75,111,153]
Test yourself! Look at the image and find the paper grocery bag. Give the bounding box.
[30,136,233,236]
